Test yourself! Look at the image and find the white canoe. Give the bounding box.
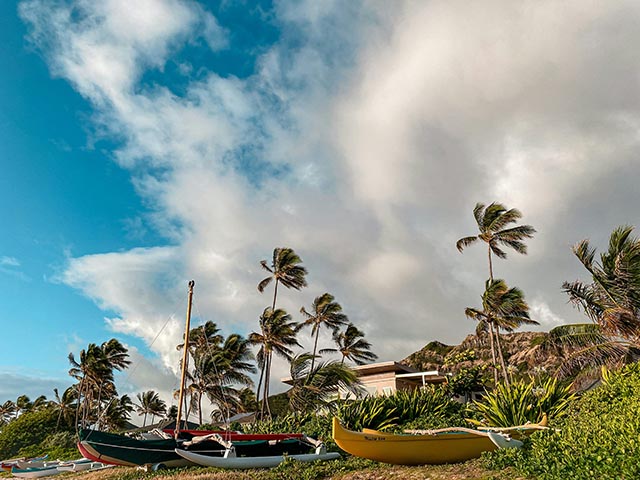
[175,447,341,469]
[56,458,107,472]
[11,465,62,478]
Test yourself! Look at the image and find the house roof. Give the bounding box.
[281,361,418,385]
[350,361,418,376]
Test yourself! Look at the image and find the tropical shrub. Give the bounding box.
[483,363,640,479]
[337,396,399,431]
[0,408,65,458]
[17,431,77,460]
[337,387,464,431]
[472,378,575,427]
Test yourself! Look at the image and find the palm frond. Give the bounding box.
[473,203,486,229]
[572,239,596,273]
[456,236,478,252]
[257,276,272,293]
[490,243,507,259]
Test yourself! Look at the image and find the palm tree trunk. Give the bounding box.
[95,384,103,430]
[143,412,147,427]
[310,329,320,373]
[255,360,265,409]
[262,354,272,419]
[75,378,84,431]
[488,323,499,384]
[494,327,510,386]
[198,391,203,426]
[488,245,494,281]
[272,279,279,310]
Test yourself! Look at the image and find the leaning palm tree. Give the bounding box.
[300,293,349,371]
[249,308,301,418]
[68,339,129,428]
[456,202,536,281]
[287,353,363,413]
[257,248,308,310]
[320,323,378,365]
[135,390,167,427]
[465,279,537,385]
[547,226,640,377]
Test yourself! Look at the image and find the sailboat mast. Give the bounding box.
[175,280,195,440]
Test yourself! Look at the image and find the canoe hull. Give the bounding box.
[78,429,310,468]
[332,418,498,465]
[11,466,61,479]
[175,448,341,469]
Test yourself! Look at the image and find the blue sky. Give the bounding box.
[3,0,640,412]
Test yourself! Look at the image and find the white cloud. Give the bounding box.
[20,0,640,397]
[0,256,20,267]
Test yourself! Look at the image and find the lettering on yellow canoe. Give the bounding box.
[363,436,387,441]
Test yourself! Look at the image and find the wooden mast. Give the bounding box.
[175,280,195,440]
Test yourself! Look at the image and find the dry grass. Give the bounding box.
[50,458,530,480]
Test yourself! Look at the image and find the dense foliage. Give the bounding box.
[337,387,467,431]
[0,408,76,459]
[483,363,640,479]
[472,377,575,427]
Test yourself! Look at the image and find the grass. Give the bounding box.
[19,457,531,480]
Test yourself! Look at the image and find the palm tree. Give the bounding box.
[235,388,257,414]
[15,395,32,414]
[287,353,363,413]
[548,226,640,377]
[320,323,378,365]
[456,202,536,281]
[177,321,223,359]
[52,386,77,429]
[68,339,129,428]
[257,247,308,310]
[465,279,538,385]
[249,308,301,418]
[300,293,349,371]
[31,395,49,411]
[0,400,16,425]
[102,394,134,431]
[165,405,178,422]
[135,390,167,427]
[183,332,256,424]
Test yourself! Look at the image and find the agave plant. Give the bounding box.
[337,396,399,431]
[472,378,575,427]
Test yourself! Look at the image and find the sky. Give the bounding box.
[2,0,640,420]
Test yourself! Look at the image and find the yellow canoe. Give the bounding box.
[332,417,542,465]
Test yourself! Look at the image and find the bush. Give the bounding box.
[472,378,574,427]
[483,363,640,479]
[0,408,61,458]
[18,431,78,460]
[337,387,465,431]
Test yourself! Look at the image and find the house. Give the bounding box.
[281,360,447,398]
[348,361,447,397]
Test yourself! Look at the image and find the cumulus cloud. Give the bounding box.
[19,0,640,396]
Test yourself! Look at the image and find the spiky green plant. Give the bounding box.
[472,379,575,427]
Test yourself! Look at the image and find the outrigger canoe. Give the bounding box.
[11,462,62,479]
[332,417,546,465]
[175,445,340,469]
[78,429,307,468]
